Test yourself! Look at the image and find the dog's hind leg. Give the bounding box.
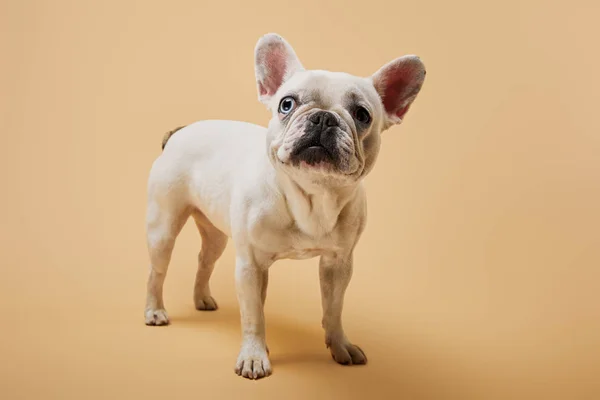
[144,196,190,326]
[192,210,228,311]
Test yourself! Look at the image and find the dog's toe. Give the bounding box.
[195,296,218,311]
[329,341,367,366]
[145,309,169,326]
[235,346,272,379]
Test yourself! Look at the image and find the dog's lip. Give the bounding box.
[291,145,335,167]
[293,144,331,157]
[304,145,327,152]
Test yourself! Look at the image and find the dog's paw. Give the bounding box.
[145,308,169,326]
[194,295,218,311]
[328,341,367,365]
[234,345,272,379]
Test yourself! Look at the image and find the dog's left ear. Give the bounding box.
[254,33,304,106]
[371,55,426,129]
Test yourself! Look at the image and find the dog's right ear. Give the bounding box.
[254,33,304,106]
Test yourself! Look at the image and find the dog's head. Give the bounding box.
[255,34,426,187]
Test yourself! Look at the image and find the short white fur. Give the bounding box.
[144,33,426,379]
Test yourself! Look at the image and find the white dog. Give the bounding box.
[144,33,426,379]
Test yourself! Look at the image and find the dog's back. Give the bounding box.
[149,120,271,237]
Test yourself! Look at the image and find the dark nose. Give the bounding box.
[308,111,339,128]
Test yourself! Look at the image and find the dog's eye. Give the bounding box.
[354,106,371,125]
[278,97,296,115]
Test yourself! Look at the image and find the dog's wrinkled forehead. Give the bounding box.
[277,70,382,115]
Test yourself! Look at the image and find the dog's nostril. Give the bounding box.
[323,113,338,127]
[309,113,322,125]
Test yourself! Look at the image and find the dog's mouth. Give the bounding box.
[290,126,340,167]
[292,144,334,166]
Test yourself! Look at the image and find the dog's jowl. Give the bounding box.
[144,33,426,379]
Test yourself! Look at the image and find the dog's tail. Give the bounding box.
[161,125,187,150]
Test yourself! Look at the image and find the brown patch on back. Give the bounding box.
[161,125,187,150]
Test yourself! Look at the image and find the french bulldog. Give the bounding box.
[144,33,426,379]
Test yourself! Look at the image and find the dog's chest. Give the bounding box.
[249,181,351,262]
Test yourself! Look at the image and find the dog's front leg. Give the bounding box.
[234,253,271,379]
[319,253,367,365]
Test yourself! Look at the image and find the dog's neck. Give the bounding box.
[275,169,360,238]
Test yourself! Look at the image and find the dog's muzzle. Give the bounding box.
[290,111,344,166]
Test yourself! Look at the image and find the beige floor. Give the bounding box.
[2,1,600,399]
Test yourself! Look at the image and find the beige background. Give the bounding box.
[2,0,599,399]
